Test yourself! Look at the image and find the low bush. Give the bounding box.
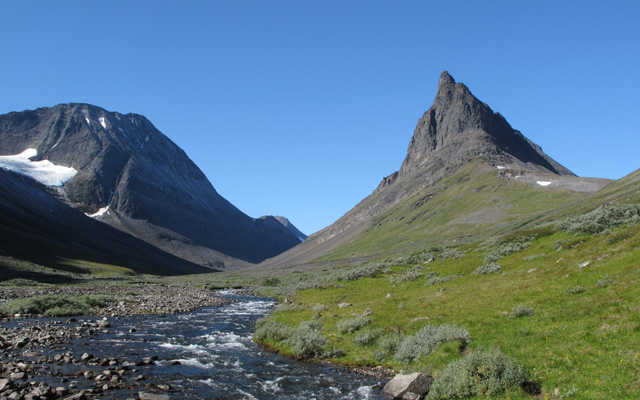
[0,294,114,317]
[438,248,466,260]
[597,274,614,288]
[274,303,304,312]
[312,304,329,312]
[509,304,535,318]
[427,348,527,399]
[566,285,586,295]
[557,203,640,235]
[394,323,471,363]
[373,333,403,362]
[288,320,327,358]
[390,265,426,284]
[261,277,281,287]
[254,318,295,343]
[424,275,457,287]
[336,315,371,334]
[0,278,44,287]
[353,328,383,346]
[473,262,502,275]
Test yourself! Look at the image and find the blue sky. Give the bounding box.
[1,1,639,235]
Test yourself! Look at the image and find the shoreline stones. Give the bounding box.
[382,372,432,400]
[0,284,230,399]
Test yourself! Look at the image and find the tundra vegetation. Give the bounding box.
[2,202,639,399]
[252,210,640,399]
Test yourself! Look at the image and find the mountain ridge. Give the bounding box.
[0,103,303,268]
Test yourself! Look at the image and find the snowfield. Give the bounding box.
[0,148,77,186]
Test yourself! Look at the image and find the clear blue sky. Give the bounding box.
[1,1,639,235]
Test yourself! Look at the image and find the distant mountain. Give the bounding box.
[0,103,302,267]
[272,216,307,242]
[260,71,611,271]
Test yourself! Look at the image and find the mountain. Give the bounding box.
[259,71,611,271]
[0,103,302,267]
[0,168,211,276]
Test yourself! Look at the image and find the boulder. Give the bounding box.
[139,391,170,400]
[382,373,432,399]
[0,378,12,391]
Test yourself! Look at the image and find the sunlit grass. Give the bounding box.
[256,225,640,398]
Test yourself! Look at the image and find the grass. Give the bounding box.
[0,293,116,317]
[254,223,640,399]
[314,162,586,262]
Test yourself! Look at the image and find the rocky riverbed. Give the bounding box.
[0,284,229,399]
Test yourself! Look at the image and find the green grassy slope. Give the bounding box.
[255,222,640,399]
[251,170,640,399]
[316,161,587,262]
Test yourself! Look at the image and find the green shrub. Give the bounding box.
[394,323,471,363]
[425,275,457,287]
[288,320,327,358]
[596,274,614,288]
[427,348,527,399]
[566,285,586,295]
[0,294,114,317]
[254,318,295,343]
[557,203,640,235]
[439,248,466,259]
[261,277,281,287]
[473,262,502,275]
[353,328,383,346]
[0,278,44,287]
[373,333,403,362]
[509,304,535,318]
[274,303,304,312]
[312,304,329,312]
[336,315,371,334]
[390,265,426,284]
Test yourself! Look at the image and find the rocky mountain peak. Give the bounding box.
[0,103,303,265]
[397,71,573,180]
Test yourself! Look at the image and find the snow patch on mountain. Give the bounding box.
[86,206,110,217]
[99,117,107,129]
[0,148,77,186]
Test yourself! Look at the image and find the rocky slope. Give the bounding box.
[259,71,611,271]
[0,104,302,267]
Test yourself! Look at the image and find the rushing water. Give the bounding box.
[20,290,386,399]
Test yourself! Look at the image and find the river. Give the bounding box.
[7,290,387,399]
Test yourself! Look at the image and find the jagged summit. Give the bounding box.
[397,71,573,182]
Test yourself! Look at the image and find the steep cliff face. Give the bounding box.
[0,104,301,265]
[397,71,573,180]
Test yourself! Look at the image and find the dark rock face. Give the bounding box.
[399,71,573,180]
[0,104,301,264]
